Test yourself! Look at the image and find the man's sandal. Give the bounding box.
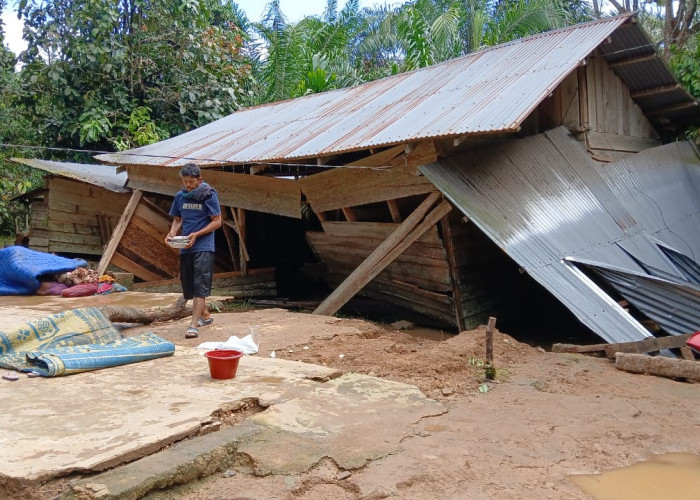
[185,327,199,339]
[198,317,214,327]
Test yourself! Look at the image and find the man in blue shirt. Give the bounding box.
[166,163,222,338]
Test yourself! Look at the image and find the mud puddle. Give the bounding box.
[570,452,700,499]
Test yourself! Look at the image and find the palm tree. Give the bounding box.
[360,0,580,74]
[251,0,367,103]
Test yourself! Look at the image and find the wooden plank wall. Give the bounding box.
[537,60,661,163]
[585,56,660,162]
[45,178,130,255]
[442,211,510,330]
[306,218,458,326]
[301,141,460,326]
[307,222,451,292]
[28,192,49,253]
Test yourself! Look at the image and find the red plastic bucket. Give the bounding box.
[205,350,243,379]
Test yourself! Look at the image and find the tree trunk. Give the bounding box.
[100,295,191,324]
[615,352,700,381]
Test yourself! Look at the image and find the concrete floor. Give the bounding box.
[1,346,444,496]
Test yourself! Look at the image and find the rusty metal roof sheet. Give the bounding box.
[94,13,693,168]
[11,158,129,192]
[420,127,700,344]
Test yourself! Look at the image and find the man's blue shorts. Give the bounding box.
[180,251,214,299]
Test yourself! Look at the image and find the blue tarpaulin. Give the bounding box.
[0,246,87,295]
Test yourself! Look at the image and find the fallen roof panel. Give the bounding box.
[420,127,700,343]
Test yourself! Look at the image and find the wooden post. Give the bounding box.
[221,208,240,271]
[440,216,466,331]
[485,316,497,380]
[313,191,447,316]
[577,64,589,131]
[341,207,357,222]
[387,199,402,223]
[485,317,496,364]
[97,190,143,276]
[237,208,248,276]
[680,346,696,361]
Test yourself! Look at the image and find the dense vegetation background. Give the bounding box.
[0,0,698,239]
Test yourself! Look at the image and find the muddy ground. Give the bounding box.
[24,307,700,499]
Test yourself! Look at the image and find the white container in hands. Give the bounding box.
[166,236,191,249]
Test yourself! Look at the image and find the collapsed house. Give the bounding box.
[80,13,699,343]
[10,159,131,256]
[10,158,276,297]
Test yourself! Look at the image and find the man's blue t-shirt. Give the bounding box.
[169,186,221,254]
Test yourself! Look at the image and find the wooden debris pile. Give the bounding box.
[553,333,700,381]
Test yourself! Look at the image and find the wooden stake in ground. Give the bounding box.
[485,317,497,380]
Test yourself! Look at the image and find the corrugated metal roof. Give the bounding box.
[420,127,700,344]
[583,262,700,337]
[11,158,129,193]
[95,15,648,168]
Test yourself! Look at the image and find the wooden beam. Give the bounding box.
[299,141,436,213]
[646,101,698,117]
[237,208,248,276]
[341,207,357,222]
[228,207,250,263]
[126,165,302,218]
[97,190,143,276]
[110,251,163,282]
[221,208,240,271]
[387,199,402,223]
[440,216,465,331]
[345,144,404,168]
[608,54,657,69]
[631,84,680,99]
[577,65,589,131]
[313,192,449,316]
[605,333,693,359]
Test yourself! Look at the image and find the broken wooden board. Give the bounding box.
[126,165,301,218]
[97,192,179,281]
[604,333,693,359]
[299,141,436,213]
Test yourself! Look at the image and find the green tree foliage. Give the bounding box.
[0,2,44,238]
[252,0,366,103]
[16,0,252,152]
[670,36,700,138]
[360,0,580,75]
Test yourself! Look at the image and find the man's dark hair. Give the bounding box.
[180,163,201,178]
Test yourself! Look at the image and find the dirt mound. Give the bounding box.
[271,324,541,399]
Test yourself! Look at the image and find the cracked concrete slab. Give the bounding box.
[2,346,444,499]
[60,374,444,499]
[242,372,446,475]
[0,347,339,484]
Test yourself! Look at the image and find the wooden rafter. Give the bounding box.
[313,191,452,317]
[96,190,142,276]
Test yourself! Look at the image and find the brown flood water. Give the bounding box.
[0,292,183,330]
[570,452,700,500]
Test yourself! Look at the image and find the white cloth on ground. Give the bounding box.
[196,334,258,355]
